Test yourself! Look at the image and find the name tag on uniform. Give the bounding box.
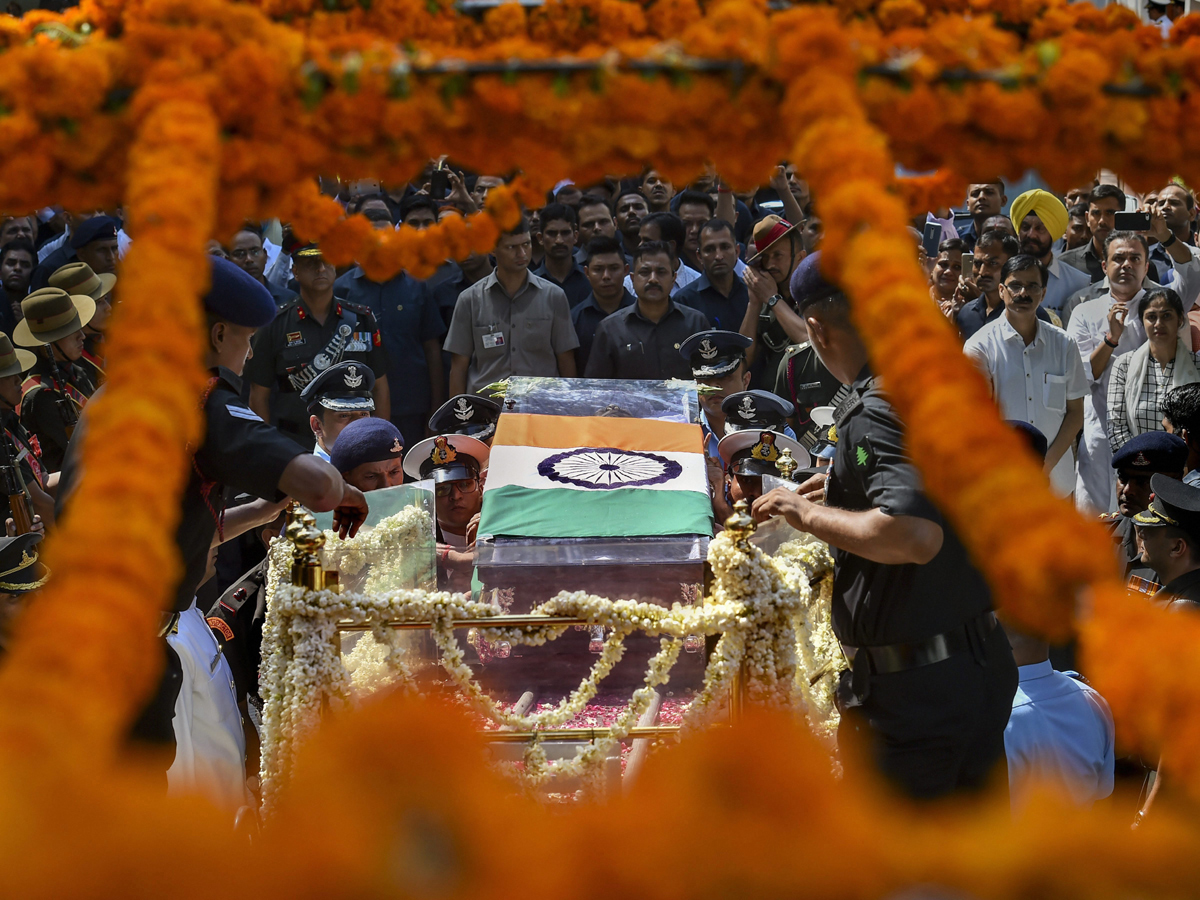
[482,331,505,349]
[226,404,263,421]
[286,331,305,347]
[797,381,823,390]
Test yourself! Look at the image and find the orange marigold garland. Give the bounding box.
[275,178,537,281]
[0,98,217,768]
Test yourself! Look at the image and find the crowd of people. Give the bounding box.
[3,161,1199,824]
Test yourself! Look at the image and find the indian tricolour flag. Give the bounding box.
[478,414,713,539]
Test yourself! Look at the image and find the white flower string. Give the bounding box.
[257,510,837,811]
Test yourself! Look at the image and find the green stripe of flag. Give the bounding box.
[479,485,713,539]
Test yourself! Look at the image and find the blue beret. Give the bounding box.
[790,251,841,311]
[329,417,404,474]
[1111,431,1188,472]
[203,256,277,328]
[70,215,119,250]
[1007,420,1048,461]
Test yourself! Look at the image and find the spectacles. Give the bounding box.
[229,248,264,261]
[1002,282,1044,296]
[435,479,479,497]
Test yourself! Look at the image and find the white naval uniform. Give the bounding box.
[166,600,250,814]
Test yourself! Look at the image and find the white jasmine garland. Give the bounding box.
[257,509,837,811]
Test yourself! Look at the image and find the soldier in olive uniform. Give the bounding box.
[1100,432,1188,586]
[0,335,52,526]
[13,287,98,472]
[752,252,1017,800]
[245,241,389,449]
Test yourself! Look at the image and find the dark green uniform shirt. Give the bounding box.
[244,297,387,446]
[19,353,95,472]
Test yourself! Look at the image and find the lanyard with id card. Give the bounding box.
[482,327,505,350]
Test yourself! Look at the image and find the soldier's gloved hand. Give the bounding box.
[333,483,369,539]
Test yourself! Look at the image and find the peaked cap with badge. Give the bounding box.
[301,360,376,415]
[718,389,810,473]
[283,232,324,260]
[679,330,753,379]
[329,417,404,474]
[404,433,490,483]
[720,389,795,435]
[429,394,502,444]
[0,533,49,593]
[1111,431,1187,474]
[1134,473,1200,540]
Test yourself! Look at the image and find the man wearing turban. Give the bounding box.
[1010,189,1091,318]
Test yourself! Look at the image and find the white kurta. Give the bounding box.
[166,601,250,815]
[964,315,1088,496]
[1066,255,1200,512]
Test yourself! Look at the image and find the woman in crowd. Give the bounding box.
[929,238,965,314]
[1108,287,1200,453]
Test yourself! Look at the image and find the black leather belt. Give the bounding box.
[842,612,998,675]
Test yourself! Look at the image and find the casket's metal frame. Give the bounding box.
[285,499,763,744]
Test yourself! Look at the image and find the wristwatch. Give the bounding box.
[1163,232,1178,249]
[765,294,782,310]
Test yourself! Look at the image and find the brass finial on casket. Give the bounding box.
[287,506,334,590]
[724,499,756,553]
[777,447,798,482]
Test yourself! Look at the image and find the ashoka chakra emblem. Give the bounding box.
[536,447,682,489]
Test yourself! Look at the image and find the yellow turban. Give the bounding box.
[1009,189,1068,243]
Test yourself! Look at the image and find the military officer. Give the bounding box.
[48,260,114,380]
[299,360,375,462]
[679,329,753,467]
[120,257,372,770]
[428,394,502,447]
[751,251,1018,800]
[0,532,49,657]
[205,508,289,779]
[245,241,389,449]
[1102,432,1188,586]
[330,417,406,493]
[404,431,490,590]
[717,421,808,508]
[773,338,846,454]
[0,335,52,525]
[13,286,98,472]
[1134,474,1200,607]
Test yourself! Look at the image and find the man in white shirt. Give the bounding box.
[965,255,1087,496]
[1067,226,1200,511]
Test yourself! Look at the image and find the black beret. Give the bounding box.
[203,256,277,328]
[1007,420,1048,462]
[790,251,841,312]
[329,417,404,474]
[70,215,120,250]
[1111,432,1188,473]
